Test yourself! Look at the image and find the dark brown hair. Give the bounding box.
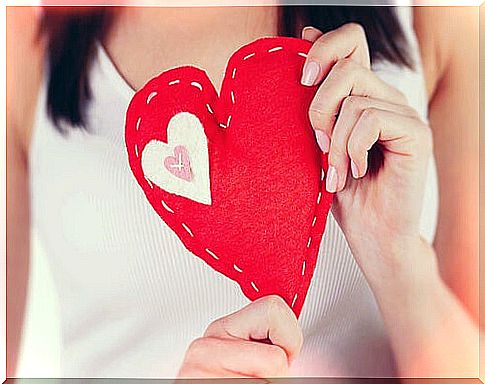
[41,6,412,131]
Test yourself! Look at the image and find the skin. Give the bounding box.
[7,6,479,379]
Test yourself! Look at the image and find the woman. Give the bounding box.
[7,5,478,378]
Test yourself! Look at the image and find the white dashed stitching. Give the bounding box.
[190,81,203,91]
[146,91,157,104]
[268,46,283,53]
[182,223,194,237]
[145,177,154,189]
[205,248,219,260]
[161,200,174,214]
[134,46,318,307]
[251,281,260,292]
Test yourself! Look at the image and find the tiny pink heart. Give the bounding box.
[164,145,193,182]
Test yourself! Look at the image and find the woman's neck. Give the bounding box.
[105,7,280,91]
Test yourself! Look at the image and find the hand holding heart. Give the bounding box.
[177,295,302,378]
[302,24,435,292]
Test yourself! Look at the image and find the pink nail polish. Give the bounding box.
[315,131,330,153]
[301,61,320,86]
[326,166,338,193]
[351,160,359,179]
[301,26,316,40]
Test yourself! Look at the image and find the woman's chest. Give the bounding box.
[28,39,438,375]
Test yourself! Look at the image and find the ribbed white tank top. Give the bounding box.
[29,7,438,378]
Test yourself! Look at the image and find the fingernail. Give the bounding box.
[301,61,320,86]
[326,166,338,193]
[315,131,330,153]
[351,160,360,179]
[301,26,315,40]
[301,26,310,39]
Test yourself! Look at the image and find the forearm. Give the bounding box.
[361,239,478,377]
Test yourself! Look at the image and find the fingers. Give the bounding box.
[309,58,408,138]
[179,336,289,378]
[179,295,303,379]
[324,100,431,193]
[204,295,303,361]
[326,96,419,192]
[301,23,371,87]
[347,108,432,178]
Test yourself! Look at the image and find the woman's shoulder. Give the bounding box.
[7,7,44,153]
[413,7,478,99]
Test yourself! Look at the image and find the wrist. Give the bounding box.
[354,236,441,303]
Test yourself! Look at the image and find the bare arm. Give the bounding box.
[415,6,479,322]
[363,6,480,376]
[301,10,479,376]
[7,7,43,376]
[357,6,481,376]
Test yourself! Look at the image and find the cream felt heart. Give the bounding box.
[141,112,211,205]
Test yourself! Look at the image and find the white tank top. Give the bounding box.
[29,7,438,378]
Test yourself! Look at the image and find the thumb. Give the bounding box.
[204,295,303,361]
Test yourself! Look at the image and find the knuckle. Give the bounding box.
[344,22,366,38]
[186,337,210,359]
[204,317,223,336]
[361,107,381,124]
[309,99,338,133]
[267,345,289,372]
[341,95,364,113]
[347,136,367,159]
[252,345,288,377]
[329,143,348,162]
[328,153,346,168]
[264,294,288,313]
[263,295,291,322]
[308,107,328,132]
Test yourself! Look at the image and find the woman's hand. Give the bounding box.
[177,295,303,379]
[302,24,436,290]
[302,24,479,377]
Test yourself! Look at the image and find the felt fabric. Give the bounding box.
[125,37,333,317]
[142,112,212,204]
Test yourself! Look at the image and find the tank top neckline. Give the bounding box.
[96,42,136,102]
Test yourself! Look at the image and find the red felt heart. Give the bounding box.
[125,37,333,317]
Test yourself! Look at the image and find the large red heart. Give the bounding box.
[125,37,333,317]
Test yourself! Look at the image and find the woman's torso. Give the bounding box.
[29,7,438,377]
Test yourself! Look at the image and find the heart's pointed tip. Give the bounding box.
[126,35,329,311]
